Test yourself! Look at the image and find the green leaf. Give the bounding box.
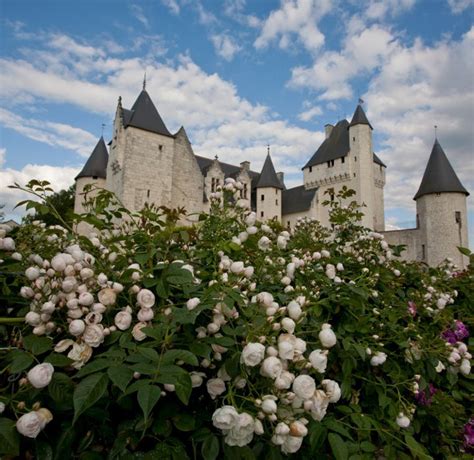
[328,433,349,460]
[75,359,110,378]
[0,418,20,456]
[137,384,161,424]
[23,335,53,355]
[404,435,432,460]
[172,413,196,431]
[155,365,192,405]
[44,353,73,367]
[137,347,160,362]
[201,435,219,460]
[35,440,53,460]
[162,349,198,366]
[73,373,108,424]
[325,418,353,440]
[49,373,74,405]
[309,422,327,451]
[190,342,211,359]
[108,366,134,392]
[8,350,34,374]
[457,246,471,256]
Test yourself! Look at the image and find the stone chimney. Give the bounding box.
[325,124,334,139]
[240,161,250,171]
[276,172,285,186]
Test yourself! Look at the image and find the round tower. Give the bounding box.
[414,139,469,268]
[74,137,109,228]
[256,150,284,222]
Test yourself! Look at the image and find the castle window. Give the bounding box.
[287,221,290,228]
[240,183,248,199]
[422,244,426,260]
[327,161,330,167]
[147,189,150,198]
[416,214,420,228]
[354,156,357,161]
[455,211,461,224]
[309,166,313,172]
[353,173,356,177]
[211,177,215,192]
[341,157,345,164]
[353,137,355,141]
[261,194,265,201]
[275,189,278,195]
[275,199,278,205]
[92,176,98,180]
[260,211,264,217]
[330,193,335,202]
[158,145,163,152]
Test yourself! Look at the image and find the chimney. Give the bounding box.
[277,172,285,186]
[240,161,250,171]
[325,124,333,139]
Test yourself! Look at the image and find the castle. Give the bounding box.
[74,87,470,268]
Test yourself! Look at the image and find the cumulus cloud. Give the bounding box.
[0,147,5,168]
[0,163,80,221]
[365,0,417,20]
[298,105,323,121]
[447,0,474,13]
[223,0,261,28]
[130,4,150,29]
[254,0,333,53]
[211,33,242,61]
[161,0,181,15]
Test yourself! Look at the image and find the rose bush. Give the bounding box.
[0,179,472,459]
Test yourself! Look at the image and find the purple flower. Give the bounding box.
[454,320,469,341]
[441,329,458,345]
[415,384,437,406]
[407,301,417,317]
[463,418,474,450]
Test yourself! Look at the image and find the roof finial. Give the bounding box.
[101,123,106,137]
[214,154,219,161]
[267,144,270,155]
[358,97,365,105]
[143,71,147,91]
[434,125,438,140]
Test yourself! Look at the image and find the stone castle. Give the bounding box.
[74,87,470,268]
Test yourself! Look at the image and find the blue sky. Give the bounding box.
[0,0,473,244]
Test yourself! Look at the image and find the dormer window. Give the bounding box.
[341,157,345,164]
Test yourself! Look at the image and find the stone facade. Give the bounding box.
[75,89,469,267]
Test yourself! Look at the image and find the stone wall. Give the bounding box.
[381,228,421,262]
[74,177,106,236]
[257,186,281,222]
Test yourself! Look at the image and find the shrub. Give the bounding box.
[0,180,472,459]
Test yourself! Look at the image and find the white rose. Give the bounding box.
[289,420,308,438]
[370,351,387,366]
[2,237,16,251]
[85,312,102,325]
[0,401,5,414]
[20,286,34,298]
[282,436,304,454]
[245,213,256,226]
[212,405,239,430]
[435,360,445,373]
[137,289,155,308]
[277,235,287,249]
[69,319,86,336]
[243,266,254,278]
[319,323,337,348]
[67,342,92,369]
[309,389,330,421]
[82,324,105,347]
[309,349,328,373]
[260,356,283,379]
[281,317,295,334]
[241,343,265,367]
[396,413,410,428]
[137,308,154,322]
[98,288,116,306]
[190,372,206,388]
[186,297,200,311]
[230,261,245,274]
[274,371,295,390]
[16,412,43,438]
[51,254,67,272]
[261,398,277,414]
[225,412,255,447]
[78,292,94,306]
[257,236,271,251]
[207,378,226,399]
[25,311,41,326]
[254,419,264,435]
[287,301,302,320]
[325,264,336,279]
[25,267,40,281]
[321,379,341,403]
[132,322,148,341]
[293,375,316,400]
[114,311,132,331]
[247,226,258,235]
[257,292,274,307]
[460,359,471,375]
[27,363,54,388]
[278,338,295,360]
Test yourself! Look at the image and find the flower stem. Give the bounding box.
[0,317,25,324]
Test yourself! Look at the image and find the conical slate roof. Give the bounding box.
[75,137,108,180]
[124,90,173,137]
[256,153,284,189]
[414,140,469,200]
[349,104,373,130]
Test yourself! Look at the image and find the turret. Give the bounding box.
[415,139,469,268]
[256,150,283,221]
[348,104,376,229]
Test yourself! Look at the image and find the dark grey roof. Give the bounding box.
[303,119,385,169]
[256,154,284,189]
[414,140,469,200]
[282,185,317,215]
[123,90,173,137]
[195,155,260,186]
[75,137,108,180]
[349,104,373,130]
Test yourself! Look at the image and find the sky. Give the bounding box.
[0,0,473,245]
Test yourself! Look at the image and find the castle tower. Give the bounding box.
[414,139,469,268]
[256,151,283,221]
[348,104,378,230]
[74,136,108,214]
[106,86,175,211]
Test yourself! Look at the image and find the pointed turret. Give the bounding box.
[75,137,108,180]
[124,89,173,137]
[349,104,373,130]
[256,153,284,189]
[414,140,469,200]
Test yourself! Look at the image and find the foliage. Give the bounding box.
[0,180,472,459]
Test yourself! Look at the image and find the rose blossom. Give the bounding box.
[82,324,105,347]
[186,297,200,311]
[396,413,410,428]
[137,289,155,308]
[212,405,239,430]
[282,436,304,454]
[309,349,328,373]
[25,311,41,326]
[78,292,94,306]
[16,410,50,438]
[241,343,265,367]
[292,375,316,400]
[137,308,154,322]
[207,378,226,399]
[132,322,148,341]
[25,267,40,281]
[68,342,93,369]
[27,363,54,388]
[319,323,337,348]
[370,351,387,366]
[98,288,116,306]
[260,356,283,379]
[115,311,132,330]
[69,319,86,336]
[287,301,302,320]
[225,412,255,447]
[322,379,341,403]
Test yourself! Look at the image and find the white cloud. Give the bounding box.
[0,147,5,168]
[447,0,474,13]
[0,108,97,157]
[211,33,242,61]
[254,0,333,53]
[224,0,261,28]
[130,4,150,29]
[0,163,79,221]
[298,105,322,121]
[196,2,218,25]
[365,0,417,20]
[161,0,181,15]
